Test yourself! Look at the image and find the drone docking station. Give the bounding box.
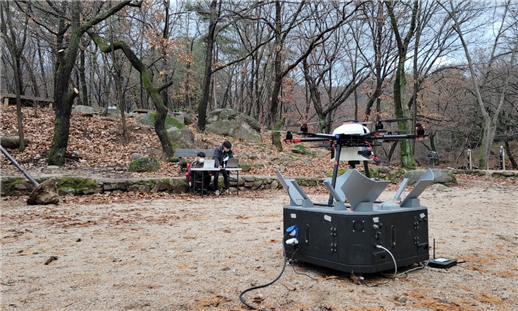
[279,169,434,274]
[280,120,434,274]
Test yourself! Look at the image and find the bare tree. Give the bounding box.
[358,1,397,121]
[197,0,219,132]
[265,1,364,150]
[1,2,28,151]
[301,20,370,133]
[385,0,419,169]
[16,1,142,165]
[444,0,518,169]
[89,29,176,160]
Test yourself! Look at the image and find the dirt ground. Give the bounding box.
[1,176,517,311]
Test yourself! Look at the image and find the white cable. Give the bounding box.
[376,244,397,278]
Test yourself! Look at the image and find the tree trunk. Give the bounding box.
[1,1,27,151]
[37,41,50,98]
[504,140,517,169]
[15,54,25,152]
[197,0,218,132]
[48,3,82,165]
[90,33,176,160]
[393,57,414,169]
[79,39,89,106]
[386,0,418,169]
[23,55,40,99]
[44,1,134,165]
[269,1,284,151]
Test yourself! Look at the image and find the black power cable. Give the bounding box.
[239,233,290,310]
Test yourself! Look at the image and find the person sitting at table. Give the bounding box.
[188,152,212,194]
[212,140,233,195]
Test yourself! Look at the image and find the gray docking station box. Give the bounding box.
[278,169,434,274]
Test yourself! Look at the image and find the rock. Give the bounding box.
[205,108,262,143]
[136,112,184,130]
[429,183,449,191]
[131,153,144,160]
[251,179,263,190]
[44,255,59,265]
[491,171,518,178]
[127,123,153,134]
[167,111,184,124]
[127,157,160,172]
[27,179,59,205]
[183,113,196,125]
[58,187,76,196]
[136,113,155,127]
[378,166,391,173]
[167,127,196,149]
[73,105,101,114]
[397,296,408,303]
[404,169,457,187]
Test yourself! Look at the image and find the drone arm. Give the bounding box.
[284,137,334,143]
[379,134,428,141]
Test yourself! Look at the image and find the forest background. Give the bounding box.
[1,0,517,171]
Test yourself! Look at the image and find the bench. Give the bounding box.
[176,148,215,169]
[1,93,53,107]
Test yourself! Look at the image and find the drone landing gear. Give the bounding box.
[347,161,371,178]
[327,144,372,206]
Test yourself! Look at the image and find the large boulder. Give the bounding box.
[168,111,184,124]
[27,179,59,205]
[73,105,101,114]
[167,127,196,149]
[404,169,457,187]
[206,108,262,143]
[127,157,160,172]
[137,112,184,130]
[183,112,196,125]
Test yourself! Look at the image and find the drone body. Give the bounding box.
[283,119,428,191]
[332,122,370,136]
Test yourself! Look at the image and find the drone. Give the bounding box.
[283,120,427,192]
[274,119,434,278]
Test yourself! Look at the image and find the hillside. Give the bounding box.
[1,106,336,179]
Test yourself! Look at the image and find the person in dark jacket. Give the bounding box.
[188,152,212,194]
[212,140,233,195]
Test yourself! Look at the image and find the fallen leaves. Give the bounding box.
[279,281,296,291]
[195,294,232,308]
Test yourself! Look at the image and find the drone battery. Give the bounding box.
[283,206,429,274]
[428,258,457,269]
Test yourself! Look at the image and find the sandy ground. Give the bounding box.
[1,178,517,311]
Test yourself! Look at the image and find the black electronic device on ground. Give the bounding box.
[428,258,458,269]
[428,239,457,269]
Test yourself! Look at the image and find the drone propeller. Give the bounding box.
[284,121,319,127]
[376,117,416,123]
